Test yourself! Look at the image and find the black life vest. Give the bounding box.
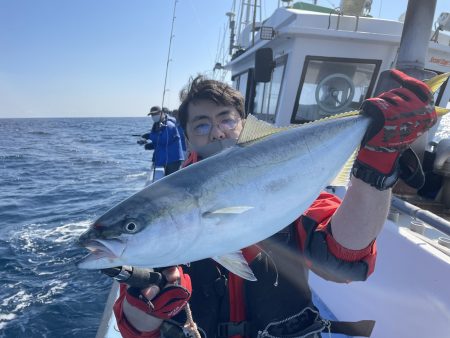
[174,224,318,338]
[244,225,314,337]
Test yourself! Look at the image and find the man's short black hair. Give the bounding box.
[178,75,245,134]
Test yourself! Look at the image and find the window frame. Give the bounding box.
[232,69,254,115]
[251,54,288,122]
[291,56,382,124]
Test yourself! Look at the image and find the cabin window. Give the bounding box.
[292,56,381,123]
[232,70,255,114]
[253,82,266,116]
[233,72,249,97]
[253,56,287,123]
[233,76,241,91]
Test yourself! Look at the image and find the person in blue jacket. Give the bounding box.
[139,106,186,175]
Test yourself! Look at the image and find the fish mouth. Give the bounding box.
[84,238,126,257]
[78,238,126,269]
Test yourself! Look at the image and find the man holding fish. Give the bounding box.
[79,70,436,337]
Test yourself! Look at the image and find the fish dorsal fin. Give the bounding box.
[213,251,257,281]
[424,72,450,116]
[436,106,450,116]
[425,72,450,94]
[303,110,361,127]
[238,99,447,147]
[237,114,293,145]
[313,110,359,122]
[237,112,361,146]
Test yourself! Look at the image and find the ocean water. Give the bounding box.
[0,115,449,338]
[0,117,152,338]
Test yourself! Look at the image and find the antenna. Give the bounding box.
[234,0,261,53]
[227,11,236,55]
[252,0,258,46]
[160,0,178,112]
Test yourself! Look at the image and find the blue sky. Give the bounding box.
[0,0,448,118]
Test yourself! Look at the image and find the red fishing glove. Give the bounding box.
[353,69,437,190]
[125,266,192,319]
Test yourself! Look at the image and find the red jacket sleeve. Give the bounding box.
[113,284,160,338]
[296,192,377,283]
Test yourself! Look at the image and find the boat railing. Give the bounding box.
[391,196,450,237]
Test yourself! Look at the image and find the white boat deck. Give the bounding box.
[309,215,450,338]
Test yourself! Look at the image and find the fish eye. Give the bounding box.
[124,221,139,233]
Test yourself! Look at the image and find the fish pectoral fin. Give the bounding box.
[213,252,257,281]
[203,206,254,217]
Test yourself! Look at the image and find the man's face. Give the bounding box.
[186,99,243,148]
[150,112,164,122]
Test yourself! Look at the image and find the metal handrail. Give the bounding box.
[391,196,450,237]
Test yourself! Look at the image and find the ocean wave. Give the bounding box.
[0,154,26,160]
[0,278,73,334]
[125,171,147,180]
[28,131,51,136]
[1,290,33,312]
[0,220,96,333]
[0,313,17,331]
[0,289,33,331]
[0,117,149,337]
[10,220,92,249]
[36,280,69,304]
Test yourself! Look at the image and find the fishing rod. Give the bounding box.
[145,0,179,178]
[160,0,178,112]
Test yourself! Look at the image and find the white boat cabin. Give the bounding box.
[226,6,450,127]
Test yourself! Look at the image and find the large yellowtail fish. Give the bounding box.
[77,73,449,280]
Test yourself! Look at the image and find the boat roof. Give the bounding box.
[227,7,405,68]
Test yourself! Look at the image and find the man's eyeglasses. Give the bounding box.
[192,117,240,136]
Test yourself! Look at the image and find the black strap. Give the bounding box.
[352,147,426,191]
[329,319,375,337]
[398,147,425,189]
[352,159,399,191]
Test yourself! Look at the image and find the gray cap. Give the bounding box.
[148,106,162,116]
